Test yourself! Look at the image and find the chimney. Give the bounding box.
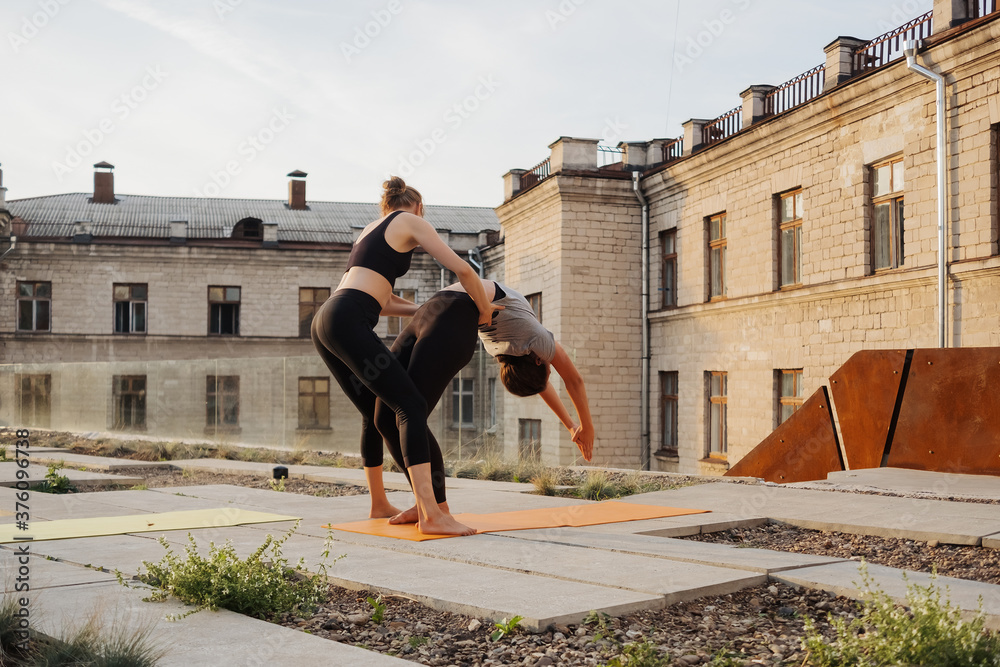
[0,162,7,211]
[93,161,115,204]
[287,170,307,210]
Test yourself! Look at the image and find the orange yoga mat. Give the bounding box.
[324,501,709,541]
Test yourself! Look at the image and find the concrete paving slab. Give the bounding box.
[499,529,847,574]
[772,561,1000,631]
[0,463,142,489]
[795,468,1000,501]
[984,533,1000,549]
[0,548,116,591]
[629,483,1000,545]
[30,581,410,666]
[28,451,175,472]
[14,533,182,574]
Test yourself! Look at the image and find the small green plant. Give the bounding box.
[802,562,1000,666]
[37,462,76,494]
[117,520,340,621]
[268,477,286,492]
[0,443,8,461]
[130,483,149,491]
[366,594,386,624]
[408,635,429,649]
[601,640,669,667]
[532,468,558,496]
[579,470,613,501]
[584,610,616,643]
[490,615,523,641]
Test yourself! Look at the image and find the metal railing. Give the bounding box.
[519,157,551,190]
[661,138,683,163]
[702,106,742,146]
[974,0,998,17]
[854,10,933,73]
[764,63,826,117]
[597,144,624,168]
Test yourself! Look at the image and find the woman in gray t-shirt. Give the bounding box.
[372,280,595,526]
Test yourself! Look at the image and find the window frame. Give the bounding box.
[208,286,241,336]
[487,377,497,427]
[658,371,678,457]
[778,190,803,288]
[660,229,677,309]
[16,281,51,333]
[298,287,330,338]
[451,376,475,428]
[707,371,728,458]
[297,376,331,430]
[113,283,148,335]
[707,213,727,301]
[16,374,51,428]
[518,418,542,462]
[871,156,905,271]
[112,375,147,431]
[777,369,804,427]
[526,292,542,323]
[206,375,240,431]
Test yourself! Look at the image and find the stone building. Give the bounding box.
[497,1,1000,472]
[0,166,505,456]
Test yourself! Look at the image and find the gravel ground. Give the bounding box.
[279,583,859,666]
[685,522,1000,585]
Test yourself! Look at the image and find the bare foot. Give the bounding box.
[388,506,419,524]
[418,514,477,536]
[369,502,403,519]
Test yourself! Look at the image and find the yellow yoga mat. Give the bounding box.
[325,501,709,542]
[0,509,299,544]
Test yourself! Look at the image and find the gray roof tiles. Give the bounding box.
[8,193,499,244]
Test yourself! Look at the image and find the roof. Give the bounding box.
[7,193,499,244]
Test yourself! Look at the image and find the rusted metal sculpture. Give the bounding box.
[726,347,1000,483]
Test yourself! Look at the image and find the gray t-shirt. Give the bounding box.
[478,284,556,363]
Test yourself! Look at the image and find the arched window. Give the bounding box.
[231,217,263,240]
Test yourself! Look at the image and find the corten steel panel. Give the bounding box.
[726,387,843,484]
[888,347,1000,475]
[828,349,907,470]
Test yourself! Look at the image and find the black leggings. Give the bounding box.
[374,291,480,504]
[310,289,429,469]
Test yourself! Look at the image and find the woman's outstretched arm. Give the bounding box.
[549,342,594,461]
[381,292,420,317]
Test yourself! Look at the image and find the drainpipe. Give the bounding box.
[632,171,651,470]
[468,247,487,449]
[904,39,947,348]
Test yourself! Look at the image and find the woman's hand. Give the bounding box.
[478,303,504,327]
[571,423,594,461]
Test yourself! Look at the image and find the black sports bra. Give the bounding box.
[346,211,414,285]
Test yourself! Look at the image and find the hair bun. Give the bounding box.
[383,176,407,197]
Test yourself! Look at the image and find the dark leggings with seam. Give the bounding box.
[374,291,480,504]
[310,289,429,470]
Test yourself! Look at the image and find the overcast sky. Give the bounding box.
[2,0,933,209]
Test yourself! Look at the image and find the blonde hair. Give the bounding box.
[380,176,423,216]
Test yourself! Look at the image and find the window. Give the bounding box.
[17,281,51,332]
[778,369,804,426]
[660,230,677,308]
[658,371,678,456]
[387,288,416,337]
[452,377,474,427]
[707,371,727,457]
[526,292,542,322]
[298,377,330,429]
[113,375,146,430]
[872,157,905,270]
[518,418,541,461]
[206,375,240,429]
[232,217,262,240]
[708,213,726,300]
[209,286,241,336]
[299,287,330,338]
[114,283,147,334]
[488,377,497,427]
[16,374,51,427]
[778,190,803,287]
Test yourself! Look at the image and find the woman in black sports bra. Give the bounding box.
[311,176,499,536]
